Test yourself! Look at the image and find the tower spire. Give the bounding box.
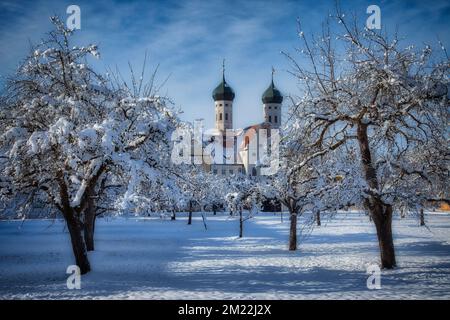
[222,58,226,82]
[271,66,275,86]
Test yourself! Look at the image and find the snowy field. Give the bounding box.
[0,212,449,300]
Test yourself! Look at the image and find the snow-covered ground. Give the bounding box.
[0,212,449,299]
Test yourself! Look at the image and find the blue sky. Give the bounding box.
[0,0,449,128]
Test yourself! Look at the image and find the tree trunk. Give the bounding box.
[57,170,90,274]
[239,208,243,238]
[83,187,96,251]
[201,212,208,230]
[316,210,321,226]
[83,214,95,252]
[357,123,396,269]
[171,210,176,221]
[213,204,217,215]
[420,208,425,226]
[371,203,396,268]
[66,213,91,274]
[187,201,192,225]
[289,212,297,250]
[82,165,106,253]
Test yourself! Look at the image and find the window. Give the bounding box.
[219,103,222,106]
[213,169,218,174]
[274,106,277,110]
[275,115,278,123]
[221,169,226,175]
[252,167,257,176]
[269,106,272,109]
[225,103,229,107]
[268,115,272,122]
[225,113,228,121]
[229,169,234,174]
[219,113,222,120]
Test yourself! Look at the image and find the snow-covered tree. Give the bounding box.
[284,11,449,268]
[225,176,262,238]
[264,135,358,250]
[205,174,229,215]
[174,164,224,228]
[0,18,114,273]
[0,18,180,273]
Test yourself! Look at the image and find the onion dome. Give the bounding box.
[262,79,283,104]
[212,60,235,101]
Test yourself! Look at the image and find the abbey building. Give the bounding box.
[196,65,283,177]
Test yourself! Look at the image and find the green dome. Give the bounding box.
[212,75,235,101]
[262,80,283,104]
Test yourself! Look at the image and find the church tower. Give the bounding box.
[213,61,235,131]
[262,69,283,129]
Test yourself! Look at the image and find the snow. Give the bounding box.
[0,212,449,300]
[26,131,50,154]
